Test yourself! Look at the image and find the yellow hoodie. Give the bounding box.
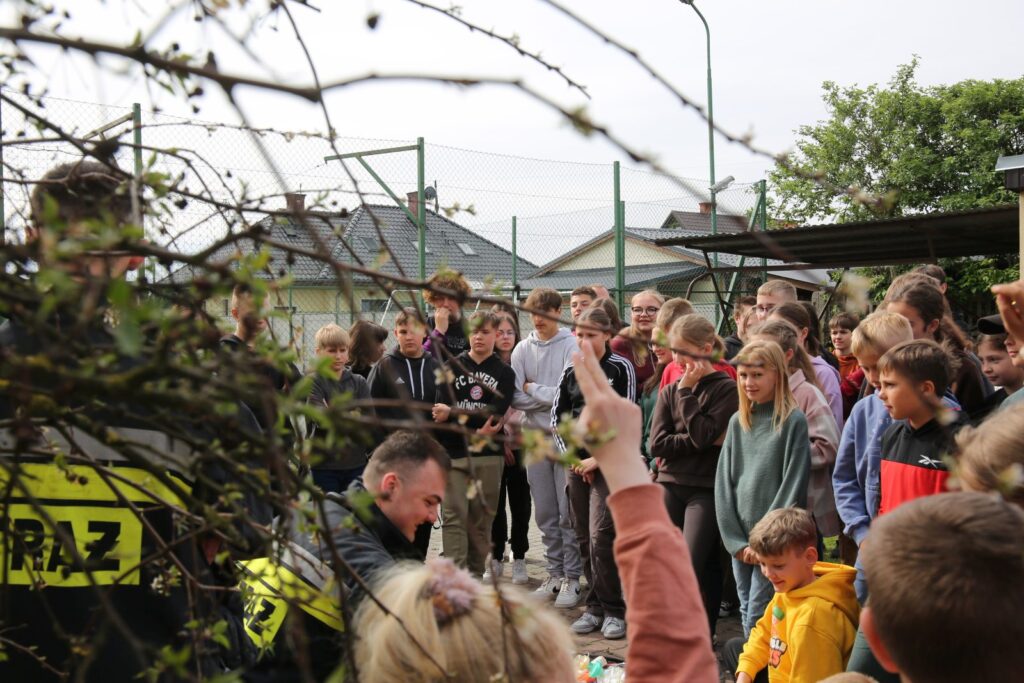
[736,561,859,683]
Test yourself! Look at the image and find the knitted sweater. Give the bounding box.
[715,402,811,556]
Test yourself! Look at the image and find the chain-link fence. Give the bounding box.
[2,87,770,366]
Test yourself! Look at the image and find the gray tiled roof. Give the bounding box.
[518,261,706,292]
[660,210,748,233]
[164,205,535,287]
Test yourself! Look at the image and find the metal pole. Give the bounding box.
[132,103,143,176]
[511,215,518,297]
[759,179,768,283]
[613,162,624,309]
[417,137,426,283]
[1,98,5,245]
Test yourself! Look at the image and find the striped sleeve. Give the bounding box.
[551,364,575,453]
[608,352,637,403]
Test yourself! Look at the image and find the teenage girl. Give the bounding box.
[768,302,844,430]
[883,278,990,417]
[649,314,738,634]
[972,333,1023,420]
[486,309,531,584]
[715,340,811,637]
[611,289,666,388]
[750,320,842,543]
[553,306,636,640]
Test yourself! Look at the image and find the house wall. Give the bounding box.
[555,237,696,271]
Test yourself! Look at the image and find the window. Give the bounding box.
[411,240,432,254]
[361,298,389,313]
[457,242,476,256]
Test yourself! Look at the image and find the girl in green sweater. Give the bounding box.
[715,340,811,637]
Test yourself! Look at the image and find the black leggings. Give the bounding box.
[491,455,532,559]
[661,482,722,633]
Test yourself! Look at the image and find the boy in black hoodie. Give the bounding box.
[367,308,439,552]
[306,323,371,494]
[432,311,516,575]
[423,270,471,360]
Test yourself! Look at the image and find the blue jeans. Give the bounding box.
[312,466,365,495]
[732,557,775,637]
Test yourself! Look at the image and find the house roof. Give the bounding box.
[164,204,535,289]
[518,261,706,292]
[652,205,1020,270]
[660,210,748,233]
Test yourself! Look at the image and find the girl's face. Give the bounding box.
[650,331,673,365]
[886,301,939,340]
[670,336,711,369]
[577,327,611,357]
[737,363,778,404]
[630,294,662,335]
[495,319,517,353]
[979,342,1021,387]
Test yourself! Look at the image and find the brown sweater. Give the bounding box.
[609,484,718,683]
[649,371,738,488]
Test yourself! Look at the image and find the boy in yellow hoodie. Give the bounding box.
[723,507,859,683]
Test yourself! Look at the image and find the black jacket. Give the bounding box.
[1,309,272,682]
[435,351,516,458]
[552,349,636,453]
[367,348,438,427]
[425,312,469,358]
[307,369,372,470]
[219,333,302,436]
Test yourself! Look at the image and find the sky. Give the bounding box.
[2,0,1023,259]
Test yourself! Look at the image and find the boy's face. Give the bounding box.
[979,343,1019,387]
[431,294,461,320]
[878,368,932,422]
[570,294,594,320]
[395,323,426,357]
[1006,335,1024,369]
[830,326,853,355]
[530,307,560,337]
[317,343,349,377]
[233,296,268,340]
[758,545,818,593]
[755,293,785,321]
[469,322,497,356]
[856,349,883,390]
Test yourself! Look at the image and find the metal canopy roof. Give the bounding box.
[653,205,1019,271]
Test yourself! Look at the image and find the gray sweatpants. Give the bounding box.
[527,459,582,579]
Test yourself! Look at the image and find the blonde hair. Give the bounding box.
[750,319,822,392]
[955,403,1024,507]
[354,561,575,682]
[757,279,797,301]
[748,507,818,557]
[655,297,695,332]
[850,311,913,357]
[314,323,350,350]
[669,314,716,351]
[624,289,665,365]
[733,340,797,432]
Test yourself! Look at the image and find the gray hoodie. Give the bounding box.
[511,328,578,432]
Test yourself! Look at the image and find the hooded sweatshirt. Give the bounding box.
[306,369,371,470]
[510,328,578,432]
[366,347,438,427]
[423,312,469,358]
[877,411,968,516]
[650,370,737,488]
[435,351,516,458]
[551,348,636,453]
[737,562,859,683]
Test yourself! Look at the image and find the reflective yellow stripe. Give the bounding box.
[240,557,342,648]
[0,462,190,506]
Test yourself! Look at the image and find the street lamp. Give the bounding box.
[680,0,717,238]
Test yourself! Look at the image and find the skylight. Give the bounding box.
[457,243,476,256]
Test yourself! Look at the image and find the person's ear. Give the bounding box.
[377,472,399,500]
[804,545,818,566]
[230,307,240,322]
[861,607,901,674]
[919,379,936,398]
[785,348,795,363]
[925,318,940,336]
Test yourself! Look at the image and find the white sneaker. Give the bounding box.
[553,577,582,608]
[482,559,503,581]
[570,612,603,634]
[601,616,626,640]
[511,558,528,585]
[534,575,561,601]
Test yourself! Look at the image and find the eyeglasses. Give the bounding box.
[631,306,661,316]
[755,304,775,315]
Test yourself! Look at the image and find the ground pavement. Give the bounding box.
[427,502,744,679]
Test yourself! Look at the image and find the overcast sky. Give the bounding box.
[2,0,1022,257]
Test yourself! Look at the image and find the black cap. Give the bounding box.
[977,314,1006,335]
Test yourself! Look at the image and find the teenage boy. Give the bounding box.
[829,312,864,419]
[367,307,439,553]
[306,323,371,494]
[725,296,757,360]
[511,287,583,606]
[432,311,516,575]
[569,285,597,324]
[755,280,797,322]
[860,492,1024,683]
[875,339,968,516]
[423,270,472,359]
[723,507,858,683]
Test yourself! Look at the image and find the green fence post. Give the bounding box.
[613,162,624,310]
[1,98,5,245]
[759,179,768,284]
[417,137,426,284]
[511,215,518,301]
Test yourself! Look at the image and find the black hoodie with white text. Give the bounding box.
[435,351,516,459]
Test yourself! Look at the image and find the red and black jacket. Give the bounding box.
[877,412,968,516]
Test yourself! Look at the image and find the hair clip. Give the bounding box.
[425,558,482,626]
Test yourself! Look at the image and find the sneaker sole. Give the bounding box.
[601,630,626,640]
[554,595,581,609]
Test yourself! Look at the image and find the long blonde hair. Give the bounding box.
[733,340,797,432]
[750,319,821,392]
[626,289,666,365]
[354,560,575,682]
